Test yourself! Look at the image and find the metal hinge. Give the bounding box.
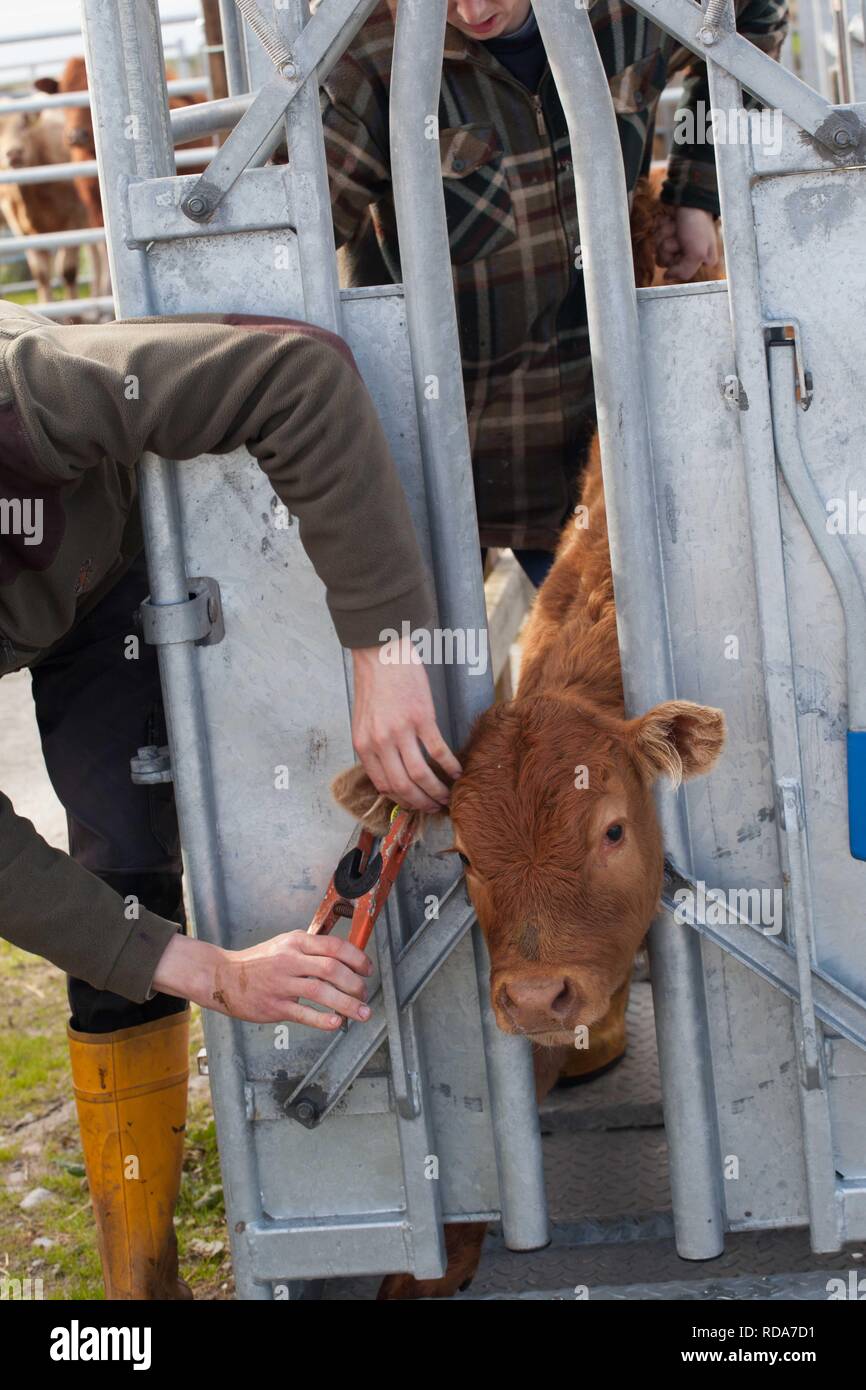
[130,744,172,785]
[138,576,225,648]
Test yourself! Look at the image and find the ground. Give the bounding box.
[0,671,233,1300]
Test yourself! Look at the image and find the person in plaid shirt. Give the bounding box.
[322,0,788,580]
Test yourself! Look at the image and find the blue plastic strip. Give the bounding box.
[848,730,866,861]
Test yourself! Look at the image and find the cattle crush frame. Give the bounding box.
[81,0,866,1298]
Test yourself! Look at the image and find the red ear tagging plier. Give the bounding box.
[308,809,418,952]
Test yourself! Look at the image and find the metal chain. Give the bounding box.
[233,0,295,72]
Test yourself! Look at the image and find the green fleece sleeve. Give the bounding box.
[0,789,179,1001]
[6,315,435,648]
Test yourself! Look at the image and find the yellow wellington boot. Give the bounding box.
[67,1009,193,1300]
[557,977,630,1085]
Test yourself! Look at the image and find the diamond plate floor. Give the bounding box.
[323,983,863,1300]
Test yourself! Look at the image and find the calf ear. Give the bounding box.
[628,700,725,787]
[34,77,59,95]
[330,765,395,835]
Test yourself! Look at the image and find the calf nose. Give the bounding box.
[501,976,578,1034]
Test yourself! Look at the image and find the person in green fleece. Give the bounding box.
[0,299,460,1298]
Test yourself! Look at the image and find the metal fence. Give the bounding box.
[0,6,220,318]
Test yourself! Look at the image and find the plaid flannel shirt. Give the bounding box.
[321,0,788,548]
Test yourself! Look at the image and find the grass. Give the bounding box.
[0,941,233,1300]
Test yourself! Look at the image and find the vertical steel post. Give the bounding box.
[706,27,842,1251]
[390,0,549,1252]
[218,0,250,95]
[534,0,725,1259]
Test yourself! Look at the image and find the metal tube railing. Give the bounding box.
[390,0,550,1256]
[2,14,200,46]
[534,0,725,1261]
[0,227,105,257]
[0,77,207,117]
[0,146,214,189]
[9,294,114,319]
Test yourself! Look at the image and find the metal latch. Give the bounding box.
[138,576,225,648]
[130,744,172,785]
[764,319,813,409]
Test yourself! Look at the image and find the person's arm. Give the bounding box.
[8,315,459,810]
[658,0,789,275]
[0,787,373,1025]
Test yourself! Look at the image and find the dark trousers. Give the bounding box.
[30,555,186,1035]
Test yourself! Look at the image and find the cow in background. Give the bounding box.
[57,57,206,305]
[0,96,92,309]
[32,73,110,303]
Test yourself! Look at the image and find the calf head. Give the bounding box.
[333,695,724,1047]
[56,60,96,160]
[0,111,39,171]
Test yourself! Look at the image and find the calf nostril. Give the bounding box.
[502,977,572,1021]
[550,981,573,1018]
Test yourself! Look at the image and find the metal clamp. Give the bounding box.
[130,744,173,785]
[139,576,225,648]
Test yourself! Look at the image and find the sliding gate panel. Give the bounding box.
[82,0,547,1294]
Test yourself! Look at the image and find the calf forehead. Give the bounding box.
[452,720,635,874]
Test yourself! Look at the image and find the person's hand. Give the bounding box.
[351,637,462,813]
[152,930,374,1027]
[654,205,719,283]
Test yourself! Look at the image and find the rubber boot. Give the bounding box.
[67,1009,193,1300]
[557,977,630,1085]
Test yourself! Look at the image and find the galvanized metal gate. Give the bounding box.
[533,0,866,1262]
[81,0,866,1296]
[80,0,549,1298]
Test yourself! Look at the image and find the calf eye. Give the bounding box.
[458,851,471,868]
[605,823,624,844]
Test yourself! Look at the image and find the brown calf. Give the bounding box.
[332,177,727,1297]
[0,100,90,306]
[56,56,207,301]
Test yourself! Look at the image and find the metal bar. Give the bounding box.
[218,0,250,95]
[391,0,549,1257]
[0,77,207,117]
[662,863,866,1051]
[286,879,473,1124]
[534,0,724,1262]
[79,0,270,1301]
[277,0,341,331]
[7,294,114,319]
[180,0,377,220]
[0,146,213,188]
[833,0,856,101]
[170,93,253,142]
[768,342,866,731]
[2,15,200,46]
[706,33,843,1255]
[0,227,105,256]
[625,0,863,150]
